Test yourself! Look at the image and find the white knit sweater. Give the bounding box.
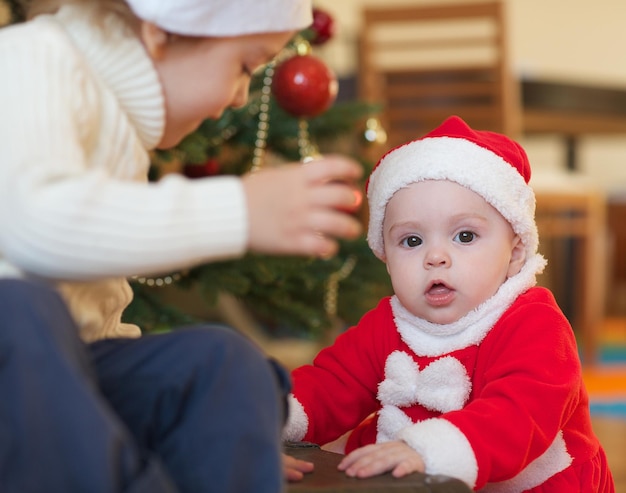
[0,6,249,341]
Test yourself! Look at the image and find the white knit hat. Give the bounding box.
[126,0,312,37]
[366,115,540,263]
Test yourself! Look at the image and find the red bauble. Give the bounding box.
[310,8,335,45]
[182,158,220,179]
[272,54,338,118]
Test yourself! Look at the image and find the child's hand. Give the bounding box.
[337,441,425,479]
[242,155,363,258]
[283,453,314,482]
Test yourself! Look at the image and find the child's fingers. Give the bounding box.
[297,233,338,259]
[319,210,363,240]
[273,213,361,258]
[304,210,362,250]
[302,155,364,184]
[315,181,363,213]
[283,454,314,482]
[242,163,363,257]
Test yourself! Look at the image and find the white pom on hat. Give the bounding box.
[126,0,312,37]
[366,115,540,263]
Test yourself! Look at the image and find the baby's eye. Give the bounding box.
[455,231,475,243]
[402,235,422,248]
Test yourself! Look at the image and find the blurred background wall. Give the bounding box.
[313,0,626,193]
[1,0,624,319]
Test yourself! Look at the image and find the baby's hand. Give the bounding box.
[338,441,425,479]
[283,453,314,482]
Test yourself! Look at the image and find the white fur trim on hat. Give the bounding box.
[126,0,312,37]
[367,136,539,261]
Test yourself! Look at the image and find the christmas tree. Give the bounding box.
[4,3,393,338]
[129,15,392,338]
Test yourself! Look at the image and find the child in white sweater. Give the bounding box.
[0,0,362,491]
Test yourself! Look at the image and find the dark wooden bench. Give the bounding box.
[285,442,472,493]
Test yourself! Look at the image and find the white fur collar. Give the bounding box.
[393,254,546,357]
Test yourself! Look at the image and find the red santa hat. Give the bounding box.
[366,115,539,262]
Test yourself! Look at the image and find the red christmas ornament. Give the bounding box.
[310,8,335,45]
[182,158,221,179]
[272,54,338,118]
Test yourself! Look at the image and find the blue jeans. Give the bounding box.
[0,279,288,493]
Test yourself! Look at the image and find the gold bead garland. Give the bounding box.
[298,119,321,162]
[324,255,357,317]
[249,63,275,173]
[133,272,183,287]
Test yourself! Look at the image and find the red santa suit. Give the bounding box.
[285,280,613,491]
[283,116,614,492]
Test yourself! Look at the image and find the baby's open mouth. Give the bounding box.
[426,281,452,295]
[425,281,455,306]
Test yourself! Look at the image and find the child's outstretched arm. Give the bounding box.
[337,441,425,479]
[242,155,363,258]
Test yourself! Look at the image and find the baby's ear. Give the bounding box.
[140,22,169,59]
[507,235,526,278]
[379,244,388,264]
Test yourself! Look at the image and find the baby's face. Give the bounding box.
[382,180,524,324]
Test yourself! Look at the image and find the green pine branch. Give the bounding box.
[134,38,392,337]
[129,80,391,336]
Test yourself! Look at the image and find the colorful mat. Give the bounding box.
[583,319,626,419]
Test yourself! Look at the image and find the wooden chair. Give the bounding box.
[532,172,607,365]
[358,0,520,150]
[357,0,607,365]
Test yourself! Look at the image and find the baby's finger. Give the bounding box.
[337,444,377,471]
[391,460,419,478]
[342,454,386,478]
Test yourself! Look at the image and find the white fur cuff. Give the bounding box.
[398,418,477,488]
[282,394,308,442]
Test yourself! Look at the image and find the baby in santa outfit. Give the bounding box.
[283,116,614,491]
